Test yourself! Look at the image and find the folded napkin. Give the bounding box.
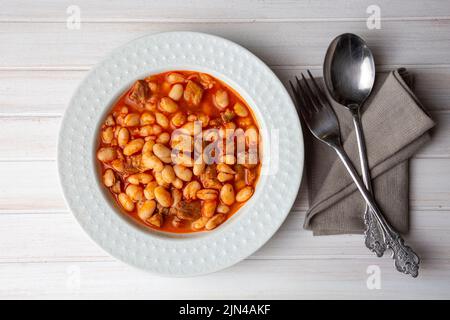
[303,69,435,235]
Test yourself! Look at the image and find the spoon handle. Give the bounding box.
[333,145,420,277]
[350,108,387,257]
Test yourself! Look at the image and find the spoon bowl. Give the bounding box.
[323,33,376,108]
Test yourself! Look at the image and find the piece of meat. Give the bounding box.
[183,80,203,106]
[157,203,170,216]
[221,109,235,123]
[128,80,150,105]
[200,165,222,190]
[175,200,201,221]
[172,216,186,228]
[208,118,223,128]
[121,154,145,174]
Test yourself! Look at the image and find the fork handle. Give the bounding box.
[333,145,420,277]
[351,108,387,257]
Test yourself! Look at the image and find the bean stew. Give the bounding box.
[96,71,261,233]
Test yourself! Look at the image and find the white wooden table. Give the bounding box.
[1,0,450,299]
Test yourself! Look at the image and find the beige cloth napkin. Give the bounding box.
[303,69,435,235]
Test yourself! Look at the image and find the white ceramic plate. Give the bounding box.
[58,32,303,276]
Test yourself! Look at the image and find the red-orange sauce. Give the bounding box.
[97,71,261,233]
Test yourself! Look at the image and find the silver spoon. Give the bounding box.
[323,33,386,256]
[323,34,420,276]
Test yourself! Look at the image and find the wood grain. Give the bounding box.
[0,70,83,116]
[2,21,450,68]
[1,259,449,299]
[2,0,450,21]
[0,161,64,212]
[0,117,59,160]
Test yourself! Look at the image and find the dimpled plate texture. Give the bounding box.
[58,32,304,276]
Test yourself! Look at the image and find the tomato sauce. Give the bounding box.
[97,71,261,233]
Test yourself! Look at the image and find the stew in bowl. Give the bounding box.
[96,70,261,233]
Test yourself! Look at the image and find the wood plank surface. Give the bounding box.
[1,259,449,299]
[2,1,450,22]
[1,21,450,68]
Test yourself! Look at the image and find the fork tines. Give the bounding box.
[289,70,341,145]
[289,70,331,118]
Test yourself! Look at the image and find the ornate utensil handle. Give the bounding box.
[333,145,420,277]
[350,108,387,257]
[384,228,420,277]
[364,212,386,257]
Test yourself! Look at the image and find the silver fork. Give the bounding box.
[290,70,420,277]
